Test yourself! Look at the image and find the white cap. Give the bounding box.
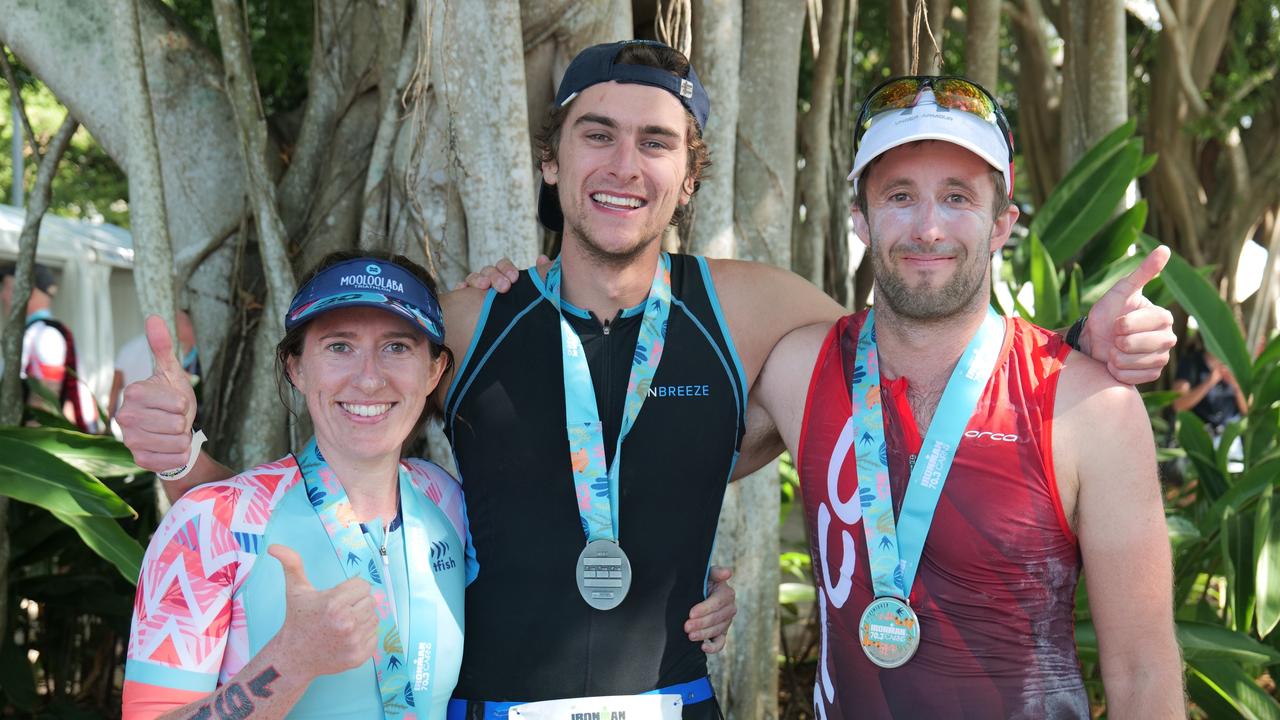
[848,90,1012,197]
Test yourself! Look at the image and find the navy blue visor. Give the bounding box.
[285,258,445,345]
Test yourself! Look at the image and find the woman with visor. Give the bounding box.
[122,251,471,718]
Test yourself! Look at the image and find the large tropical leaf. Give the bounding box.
[1079,200,1149,274]
[1080,252,1144,307]
[0,427,140,478]
[1140,236,1253,389]
[51,510,144,583]
[1202,455,1280,533]
[1181,411,1227,501]
[1223,507,1257,634]
[1186,659,1280,720]
[0,437,136,518]
[1030,119,1135,246]
[1177,622,1280,665]
[1042,143,1144,265]
[1258,486,1280,639]
[1027,232,1061,327]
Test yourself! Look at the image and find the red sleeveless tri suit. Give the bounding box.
[797,309,1089,719]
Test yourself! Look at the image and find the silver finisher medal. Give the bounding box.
[576,539,633,611]
[859,596,920,668]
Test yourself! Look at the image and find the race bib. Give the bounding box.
[509,694,682,720]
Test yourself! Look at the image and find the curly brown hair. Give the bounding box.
[534,42,711,228]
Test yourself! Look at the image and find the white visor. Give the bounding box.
[847,90,1012,197]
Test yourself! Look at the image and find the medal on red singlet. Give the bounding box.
[849,307,1004,668]
[546,254,671,611]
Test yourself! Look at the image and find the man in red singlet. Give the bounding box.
[752,77,1183,718]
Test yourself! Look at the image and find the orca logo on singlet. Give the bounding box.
[964,430,1020,442]
[646,383,711,398]
[430,540,456,572]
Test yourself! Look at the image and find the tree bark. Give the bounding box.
[1009,0,1061,207]
[888,0,911,76]
[717,2,806,714]
[211,0,298,463]
[432,0,540,270]
[112,0,178,339]
[1085,0,1127,147]
[964,0,999,89]
[688,0,742,259]
[1058,0,1089,171]
[793,0,846,285]
[0,0,247,383]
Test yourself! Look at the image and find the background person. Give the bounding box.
[123,252,469,719]
[1,261,99,432]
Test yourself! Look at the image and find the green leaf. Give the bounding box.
[1168,514,1202,550]
[51,510,143,583]
[1040,139,1143,264]
[0,437,136,518]
[1176,621,1280,665]
[22,406,78,431]
[1143,390,1183,413]
[1186,658,1280,720]
[1255,333,1280,379]
[1080,253,1144,307]
[1080,201,1148,274]
[1223,507,1256,633]
[1032,120,1137,242]
[0,427,141,478]
[1257,485,1280,638]
[779,582,816,606]
[1140,236,1253,389]
[1181,411,1227,500]
[1203,456,1280,533]
[1028,233,1061,328]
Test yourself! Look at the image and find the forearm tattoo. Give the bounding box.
[186,667,280,720]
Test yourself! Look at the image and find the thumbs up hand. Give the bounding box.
[267,545,380,679]
[1081,246,1177,385]
[116,315,199,472]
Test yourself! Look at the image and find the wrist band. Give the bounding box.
[157,429,207,482]
[1066,314,1088,353]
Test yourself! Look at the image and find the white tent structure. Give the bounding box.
[0,203,143,411]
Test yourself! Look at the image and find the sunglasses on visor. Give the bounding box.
[853,75,1015,160]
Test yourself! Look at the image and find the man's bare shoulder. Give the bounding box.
[1055,349,1144,417]
[757,321,838,455]
[703,258,843,385]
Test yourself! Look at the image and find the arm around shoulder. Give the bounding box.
[705,258,843,385]
[1054,354,1183,718]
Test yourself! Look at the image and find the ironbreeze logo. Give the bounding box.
[430,540,456,572]
[964,430,1020,442]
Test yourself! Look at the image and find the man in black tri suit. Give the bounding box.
[118,40,1178,717]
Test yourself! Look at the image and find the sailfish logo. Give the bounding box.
[430,540,456,573]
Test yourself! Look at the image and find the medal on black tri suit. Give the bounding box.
[546,254,672,611]
[849,307,1005,667]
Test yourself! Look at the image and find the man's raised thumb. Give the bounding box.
[145,315,185,384]
[269,545,313,592]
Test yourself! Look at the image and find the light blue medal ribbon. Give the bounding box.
[544,254,671,609]
[297,438,438,718]
[850,307,1004,667]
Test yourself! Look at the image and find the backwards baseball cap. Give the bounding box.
[0,262,58,295]
[537,39,710,232]
[285,258,445,345]
[848,76,1014,198]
